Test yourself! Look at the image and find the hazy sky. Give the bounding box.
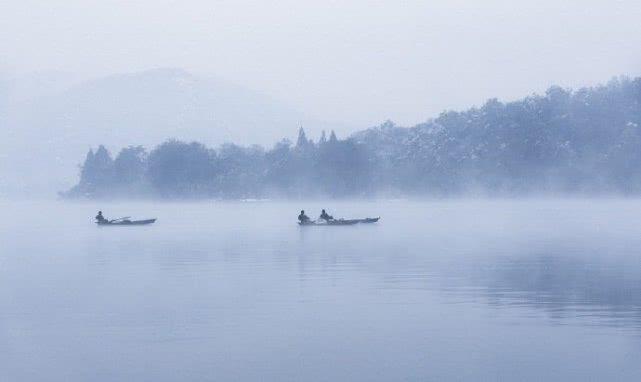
[2,0,641,128]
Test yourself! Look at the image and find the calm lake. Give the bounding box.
[2,199,641,381]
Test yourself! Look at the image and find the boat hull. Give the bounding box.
[97,219,156,226]
[298,217,379,226]
[299,219,358,226]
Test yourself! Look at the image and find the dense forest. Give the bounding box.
[64,76,641,199]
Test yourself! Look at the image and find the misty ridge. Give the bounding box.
[0,68,348,196]
[63,75,641,199]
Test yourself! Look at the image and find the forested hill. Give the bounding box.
[64,76,641,199]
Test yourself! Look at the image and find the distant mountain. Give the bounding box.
[0,68,338,196]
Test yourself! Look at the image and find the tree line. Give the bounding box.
[64,129,371,199]
[64,76,641,199]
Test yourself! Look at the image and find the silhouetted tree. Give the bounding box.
[147,140,215,197]
[319,130,327,146]
[114,146,147,185]
[66,145,115,197]
[329,130,338,144]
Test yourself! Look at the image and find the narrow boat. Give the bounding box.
[97,218,156,226]
[299,219,359,226]
[298,217,379,226]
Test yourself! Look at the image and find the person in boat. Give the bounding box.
[319,209,333,221]
[298,210,310,223]
[95,211,108,223]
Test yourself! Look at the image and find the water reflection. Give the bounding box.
[370,235,641,330]
[462,252,641,330]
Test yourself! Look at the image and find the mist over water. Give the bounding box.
[2,199,641,381]
[3,2,641,380]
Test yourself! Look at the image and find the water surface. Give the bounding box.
[2,199,641,381]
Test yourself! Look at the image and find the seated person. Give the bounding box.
[95,211,107,223]
[319,209,333,221]
[298,210,310,223]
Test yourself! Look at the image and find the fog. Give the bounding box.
[2,1,641,197]
[2,0,641,126]
[5,4,641,380]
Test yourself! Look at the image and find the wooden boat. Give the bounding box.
[96,218,156,226]
[299,219,358,226]
[298,217,379,226]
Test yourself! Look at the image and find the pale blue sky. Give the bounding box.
[2,0,641,129]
